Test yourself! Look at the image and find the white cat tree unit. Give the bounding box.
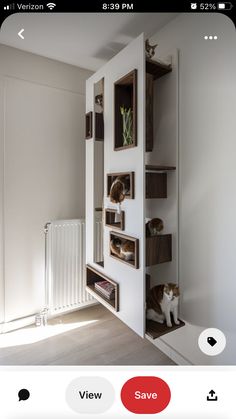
[85,34,184,343]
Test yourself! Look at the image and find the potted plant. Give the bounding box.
[120,106,133,146]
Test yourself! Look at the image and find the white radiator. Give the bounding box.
[46,219,101,316]
[94,211,104,264]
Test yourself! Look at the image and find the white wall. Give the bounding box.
[0,45,92,326]
[149,14,236,364]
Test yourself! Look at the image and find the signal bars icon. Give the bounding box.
[47,2,56,10]
[4,4,14,10]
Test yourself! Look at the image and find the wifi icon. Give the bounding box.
[47,2,56,10]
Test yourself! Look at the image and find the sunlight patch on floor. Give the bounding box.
[0,319,98,348]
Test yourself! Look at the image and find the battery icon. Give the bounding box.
[217,2,233,9]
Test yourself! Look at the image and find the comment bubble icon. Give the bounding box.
[18,389,30,401]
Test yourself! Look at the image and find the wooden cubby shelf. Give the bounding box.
[146,58,172,80]
[146,234,172,266]
[145,166,176,199]
[95,112,104,141]
[146,318,185,340]
[86,265,119,312]
[146,172,167,199]
[110,231,139,269]
[85,111,93,139]
[105,208,125,230]
[114,69,137,151]
[107,172,135,199]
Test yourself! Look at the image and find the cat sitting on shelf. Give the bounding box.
[145,39,158,59]
[146,284,180,328]
[146,218,164,237]
[110,238,135,261]
[95,94,103,109]
[110,176,130,204]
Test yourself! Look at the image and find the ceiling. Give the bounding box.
[0,13,178,71]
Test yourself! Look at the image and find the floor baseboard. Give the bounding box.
[0,301,98,334]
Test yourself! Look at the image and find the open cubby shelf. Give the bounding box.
[146,172,167,199]
[114,69,137,151]
[145,167,175,199]
[107,172,135,200]
[95,112,104,141]
[105,208,125,230]
[110,231,139,269]
[146,318,185,340]
[146,58,172,80]
[85,111,93,139]
[86,265,119,312]
[85,112,104,141]
[146,234,172,266]
[145,59,172,152]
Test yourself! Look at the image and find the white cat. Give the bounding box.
[146,283,180,328]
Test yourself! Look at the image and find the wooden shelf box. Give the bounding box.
[95,112,104,141]
[107,172,135,200]
[145,58,172,152]
[110,231,139,269]
[145,166,176,199]
[146,58,172,80]
[86,265,119,312]
[85,111,93,139]
[146,234,172,266]
[105,208,125,230]
[146,172,167,199]
[114,69,137,151]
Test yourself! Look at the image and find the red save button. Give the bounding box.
[121,376,171,414]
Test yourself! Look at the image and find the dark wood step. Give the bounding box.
[146,318,185,339]
[146,165,176,171]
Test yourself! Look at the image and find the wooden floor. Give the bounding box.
[0,304,175,365]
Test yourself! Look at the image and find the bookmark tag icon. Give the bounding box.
[207,337,217,347]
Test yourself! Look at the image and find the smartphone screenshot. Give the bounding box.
[0,1,235,417]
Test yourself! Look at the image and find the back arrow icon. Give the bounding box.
[18,29,24,40]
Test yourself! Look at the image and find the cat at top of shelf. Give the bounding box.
[110,175,130,204]
[110,237,135,261]
[95,94,103,110]
[145,39,158,59]
[146,283,180,328]
[146,218,164,237]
